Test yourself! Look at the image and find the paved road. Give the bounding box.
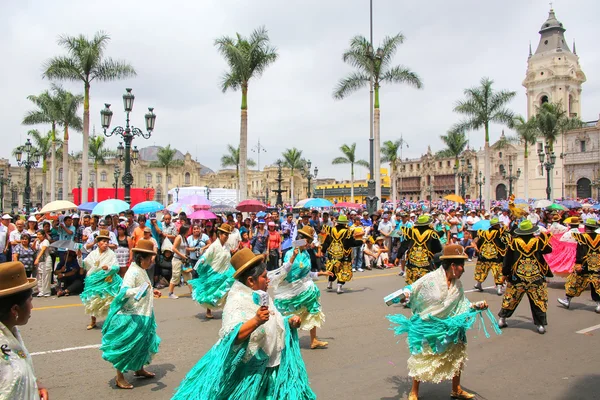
[24,262,600,399]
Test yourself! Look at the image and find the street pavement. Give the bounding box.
[24,261,600,400]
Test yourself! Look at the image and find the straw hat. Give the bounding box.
[514,220,539,235]
[297,225,315,243]
[95,229,111,242]
[231,248,265,279]
[132,239,157,255]
[217,223,233,235]
[439,244,468,260]
[0,262,37,298]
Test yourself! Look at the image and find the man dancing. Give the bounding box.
[557,218,600,313]
[473,217,508,295]
[498,220,552,334]
[321,214,363,294]
[398,215,442,284]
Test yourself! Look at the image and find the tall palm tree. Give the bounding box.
[508,115,538,199]
[215,26,278,202]
[150,145,184,206]
[535,102,583,150]
[281,148,305,204]
[437,128,469,195]
[220,144,257,194]
[22,89,63,201]
[43,31,136,203]
[332,143,369,203]
[452,77,516,209]
[52,85,83,200]
[381,139,406,206]
[334,33,422,203]
[88,135,115,202]
[26,130,63,204]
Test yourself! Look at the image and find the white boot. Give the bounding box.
[474,282,483,292]
[557,297,571,309]
[327,282,333,291]
[496,285,503,296]
[498,317,507,328]
[595,302,600,314]
[336,283,344,294]
[537,325,546,334]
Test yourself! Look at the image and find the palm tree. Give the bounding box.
[26,130,63,204]
[334,33,422,203]
[88,135,115,202]
[508,116,538,199]
[452,77,516,209]
[332,143,369,203]
[535,102,583,150]
[281,148,305,204]
[150,145,184,206]
[43,31,136,203]
[437,128,469,195]
[22,89,63,201]
[381,139,407,206]
[215,26,278,202]
[52,85,83,200]
[220,144,257,196]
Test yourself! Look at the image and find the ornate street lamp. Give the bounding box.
[273,160,285,207]
[14,139,40,215]
[175,186,180,202]
[113,166,121,199]
[476,171,485,210]
[0,168,12,213]
[101,88,156,204]
[301,160,318,198]
[453,156,472,202]
[500,156,521,197]
[538,144,557,201]
[205,186,211,200]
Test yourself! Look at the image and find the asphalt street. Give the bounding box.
[24,262,600,400]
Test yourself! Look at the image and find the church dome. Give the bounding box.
[539,9,565,33]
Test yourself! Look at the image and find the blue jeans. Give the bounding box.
[0,253,6,263]
[466,248,475,259]
[352,245,363,269]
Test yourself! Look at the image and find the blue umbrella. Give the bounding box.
[561,200,582,209]
[304,198,333,208]
[472,220,491,231]
[514,198,528,204]
[132,201,165,214]
[78,201,98,212]
[256,211,267,218]
[593,204,600,210]
[91,199,130,216]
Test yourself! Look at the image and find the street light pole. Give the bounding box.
[501,156,521,197]
[175,186,180,202]
[77,172,82,204]
[301,160,318,199]
[476,171,485,210]
[538,144,556,201]
[0,169,11,214]
[14,139,40,215]
[113,166,120,199]
[453,156,472,208]
[205,186,211,200]
[101,88,156,204]
[273,160,285,207]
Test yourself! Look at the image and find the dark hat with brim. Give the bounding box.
[297,225,315,243]
[217,223,233,235]
[439,244,468,260]
[95,229,111,242]
[132,239,157,255]
[515,220,539,235]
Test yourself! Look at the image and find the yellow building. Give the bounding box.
[315,168,391,204]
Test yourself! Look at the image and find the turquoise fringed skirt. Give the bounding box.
[80,269,122,317]
[189,265,235,308]
[274,284,321,315]
[100,291,161,372]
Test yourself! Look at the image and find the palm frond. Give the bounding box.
[93,58,137,82]
[355,159,370,168]
[332,157,350,165]
[333,72,370,100]
[381,66,423,89]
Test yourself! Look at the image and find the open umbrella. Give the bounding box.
[39,200,78,214]
[334,202,363,209]
[561,200,582,209]
[547,203,568,211]
[294,198,313,208]
[593,204,600,210]
[167,202,194,215]
[304,198,333,208]
[443,194,465,204]
[256,211,267,218]
[132,201,165,214]
[92,199,130,216]
[210,204,236,214]
[237,199,267,213]
[472,220,491,231]
[179,195,211,210]
[189,209,218,220]
[49,240,88,253]
[534,199,553,209]
[78,201,98,213]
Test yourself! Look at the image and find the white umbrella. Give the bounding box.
[39,200,78,214]
[533,199,553,209]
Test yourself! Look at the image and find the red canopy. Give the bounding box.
[334,202,363,210]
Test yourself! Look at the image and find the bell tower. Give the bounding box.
[523,8,586,118]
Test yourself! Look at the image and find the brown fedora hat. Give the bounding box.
[0,261,37,298]
[132,239,157,255]
[217,223,233,235]
[95,229,111,242]
[297,225,315,243]
[231,248,265,279]
[439,244,468,260]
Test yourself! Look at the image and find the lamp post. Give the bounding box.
[500,156,521,197]
[113,166,120,199]
[205,186,211,200]
[101,88,156,204]
[0,169,11,213]
[453,156,472,203]
[273,160,285,207]
[476,171,485,210]
[301,160,318,198]
[14,139,40,215]
[175,186,180,202]
[427,184,433,210]
[77,172,82,204]
[537,144,557,201]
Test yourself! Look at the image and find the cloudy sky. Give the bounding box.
[2,0,599,182]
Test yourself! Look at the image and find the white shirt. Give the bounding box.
[224,228,241,252]
[0,224,7,252]
[528,213,541,225]
[466,215,480,227]
[499,214,511,227]
[0,322,40,400]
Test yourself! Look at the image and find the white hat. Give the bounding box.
[27,216,37,222]
[2,214,12,220]
[484,212,490,217]
[71,213,80,219]
[410,213,416,217]
[350,210,357,215]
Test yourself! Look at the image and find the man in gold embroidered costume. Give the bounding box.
[473,217,508,296]
[398,215,442,285]
[321,214,363,294]
[557,218,600,313]
[498,220,552,334]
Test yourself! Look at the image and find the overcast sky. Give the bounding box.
[2,0,599,181]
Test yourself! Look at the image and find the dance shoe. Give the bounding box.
[497,317,507,328]
[473,282,483,292]
[450,389,475,399]
[408,393,419,400]
[537,325,546,334]
[310,340,329,349]
[336,284,344,294]
[326,282,333,291]
[557,297,570,309]
[496,285,503,296]
[595,302,600,313]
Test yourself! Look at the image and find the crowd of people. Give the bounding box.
[1,195,599,399]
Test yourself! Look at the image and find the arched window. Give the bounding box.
[58,188,63,200]
[146,173,152,184]
[498,151,503,159]
[184,172,191,185]
[100,171,107,182]
[155,189,162,202]
[37,186,43,202]
[540,95,549,105]
[90,171,96,183]
[58,168,63,182]
[568,94,574,115]
[499,164,504,174]
[156,173,162,184]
